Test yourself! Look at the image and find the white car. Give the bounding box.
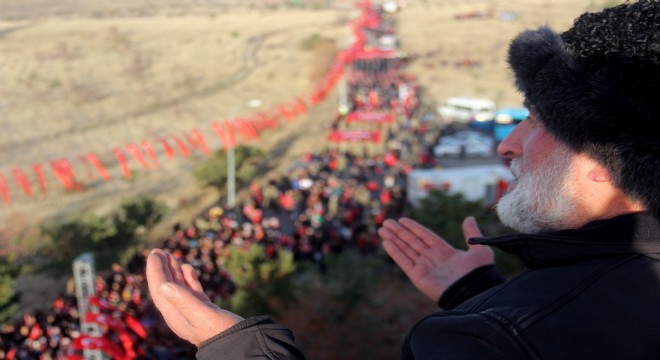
[433,130,495,158]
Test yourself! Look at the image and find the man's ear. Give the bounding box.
[587,163,611,183]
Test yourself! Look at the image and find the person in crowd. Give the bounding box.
[146,1,660,359]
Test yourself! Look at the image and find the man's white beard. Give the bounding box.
[496,145,578,233]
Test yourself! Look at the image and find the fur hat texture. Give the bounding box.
[507,0,660,216]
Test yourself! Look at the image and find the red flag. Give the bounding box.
[88,296,118,312]
[125,144,150,170]
[78,155,95,180]
[12,168,33,196]
[223,122,237,147]
[82,153,111,181]
[171,135,191,157]
[32,164,48,196]
[125,314,147,340]
[279,105,294,122]
[50,159,81,191]
[0,174,10,205]
[293,98,307,115]
[210,121,230,151]
[156,137,176,159]
[112,148,132,179]
[73,335,128,360]
[141,140,159,169]
[28,323,42,340]
[234,119,258,142]
[85,312,123,329]
[187,129,211,157]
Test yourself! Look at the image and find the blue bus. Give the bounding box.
[493,107,529,142]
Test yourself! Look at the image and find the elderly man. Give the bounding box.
[146,1,660,358]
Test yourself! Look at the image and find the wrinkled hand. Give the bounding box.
[378,216,494,302]
[146,249,244,346]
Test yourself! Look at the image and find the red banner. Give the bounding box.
[72,335,128,360]
[170,135,191,157]
[51,159,81,191]
[187,129,211,156]
[33,164,48,196]
[112,148,132,179]
[0,174,10,204]
[125,144,150,170]
[82,153,111,181]
[140,140,159,169]
[12,168,33,196]
[327,130,381,143]
[345,111,395,124]
[155,137,176,159]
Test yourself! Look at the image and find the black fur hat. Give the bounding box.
[507,0,660,216]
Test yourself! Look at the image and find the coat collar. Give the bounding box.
[469,212,660,269]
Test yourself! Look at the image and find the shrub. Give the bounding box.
[36,197,167,275]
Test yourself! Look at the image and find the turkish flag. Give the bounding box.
[50,159,82,190]
[73,335,128,360]
[112,148,132,179]
[156,137,176,159]
[141,140,160,169]
[32,164,48,196]
[171,135,191,157]
[0,174,10,204]
[12,167,33,196]
[82,153,111,181]
[125,144,150,170]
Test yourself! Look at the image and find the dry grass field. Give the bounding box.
[0,0,621,251]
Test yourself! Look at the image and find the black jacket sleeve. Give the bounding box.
[438,265,506,310]
[196,316,307,360]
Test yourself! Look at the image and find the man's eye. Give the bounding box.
[525,115,541,127]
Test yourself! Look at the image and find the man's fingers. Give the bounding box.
[146,249,173,290]
[182,264,209,302]
[379,225,422,259]
[165,251,186,287]
[382,239,414,272]
[398,217,451,249]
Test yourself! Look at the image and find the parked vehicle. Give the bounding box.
[406,164,514,207]
[437,97,496,125]
[433,130,495,158]
[493,107,529,142]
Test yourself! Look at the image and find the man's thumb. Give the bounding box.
[462,216,483,240]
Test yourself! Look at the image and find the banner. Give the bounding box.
[187,129,211,157]
[12,168,33,196]
[0,174,11,205]
[327,130,381,143]
[125,144,151,170]
[345,111,395,124]
[82,153,111,181]
[170,135,191,157]
[51,159,81,191]
[112,148,132,179]
[33,164,48,196]
[72,335,128,360]
[156,137,176,159]
[141,140,160,169]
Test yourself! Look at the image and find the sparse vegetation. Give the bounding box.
[193,145,265,193]
[35,197,167,275]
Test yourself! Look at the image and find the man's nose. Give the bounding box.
[497,121,526,159]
